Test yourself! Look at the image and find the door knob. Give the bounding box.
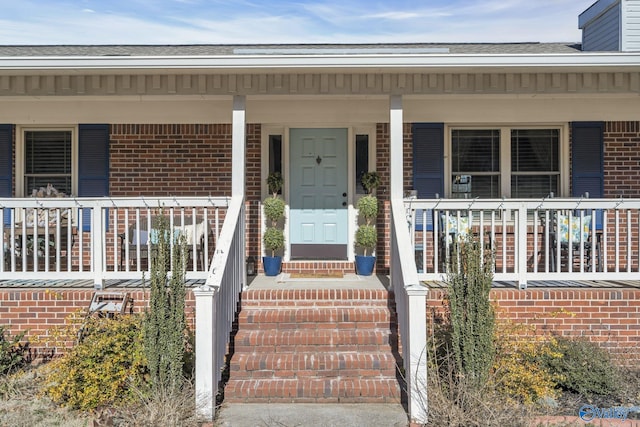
[342,202,347,206]
[342,193,347,197]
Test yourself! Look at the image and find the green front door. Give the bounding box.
[289,128,348,259]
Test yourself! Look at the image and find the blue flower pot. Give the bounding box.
[355,255,376,276]
[262,256,282,276]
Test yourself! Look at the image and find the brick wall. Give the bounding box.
[604,121,640,198]
[427,288,640,362]
[109,124,234,197]
[0,288,196,356]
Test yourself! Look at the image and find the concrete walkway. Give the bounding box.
[215,403,409,427]
[214,273,410,427]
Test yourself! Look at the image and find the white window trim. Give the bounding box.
[16,125,78,197]
[444,124,569,198]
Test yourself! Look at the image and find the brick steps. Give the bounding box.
[229,353,397,379]
[223,378,401,403]
[235,329,391,348]
[280,261,355,275]
[237,307,392,328]
[223,286,402,404]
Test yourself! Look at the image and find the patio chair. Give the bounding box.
[439,212,471,270]
[549,212,601,272]
[120,216,207,270]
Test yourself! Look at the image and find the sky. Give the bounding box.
[0,0,597,46]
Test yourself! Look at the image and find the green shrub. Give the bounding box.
[355,224,377,256]
[356,195,378,224]
[538,336,621,397]
[143,213,189,392]
[266,171,283,196]
[43,315,147,410]
[263,227,285,257]
[263,196,285,224]
[447,237,495,389]
[360,171,380,195]
[0,326,29,376]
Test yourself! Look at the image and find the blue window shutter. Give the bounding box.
[78,124,110,232]
[0,125,13,226]
[571,121,604,228]
[412,123,444,231]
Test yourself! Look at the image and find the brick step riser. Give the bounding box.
[241,301,392,308]
[223,378,401,403]
[230,353,398,372]
[234,330,391,346]
[279,262,355,275]
[238,308,393,324]
[242,289,394,303]
[234,345,394,355]
[229,369,398,380]
[235,322,394,331]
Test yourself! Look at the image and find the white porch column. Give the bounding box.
[389,95,404,199]
[406,283,429,424]
[194,285,218,421]
[232,95,246,198]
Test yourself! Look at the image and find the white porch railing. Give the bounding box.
[194,196,245,420]
[405,197,640,288]
[1,197,230,285]
[390,199,428,424]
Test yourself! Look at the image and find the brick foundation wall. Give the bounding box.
[427,288,640,362]
[0,288,196,356]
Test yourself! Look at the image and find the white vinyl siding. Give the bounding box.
[624,0,640,51]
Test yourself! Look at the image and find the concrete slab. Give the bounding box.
[215,403,409,427]
[246,273,390,290]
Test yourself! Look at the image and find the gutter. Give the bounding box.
[0,53,640,73]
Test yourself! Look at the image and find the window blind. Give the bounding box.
[24,130,72,196]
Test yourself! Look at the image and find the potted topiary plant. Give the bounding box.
[355,171,380,275]
[262,172,285,276]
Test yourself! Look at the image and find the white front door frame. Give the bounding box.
[261,123,376,262]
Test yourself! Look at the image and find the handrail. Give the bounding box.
[390,198,428,424]
[194,196,245,420]
[204,195,244,290]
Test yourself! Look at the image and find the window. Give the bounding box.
[451,129,500,198]
[268,134,282,194]
[24,130,72,196]
[355,134,369,194]
[450,127,560,198]
[511,129,559,198]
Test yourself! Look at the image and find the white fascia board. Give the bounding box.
[1,53,640,73]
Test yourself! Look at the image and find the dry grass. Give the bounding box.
[115,382,202,427]
[1,366,208,427]
[0,368,91,427]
